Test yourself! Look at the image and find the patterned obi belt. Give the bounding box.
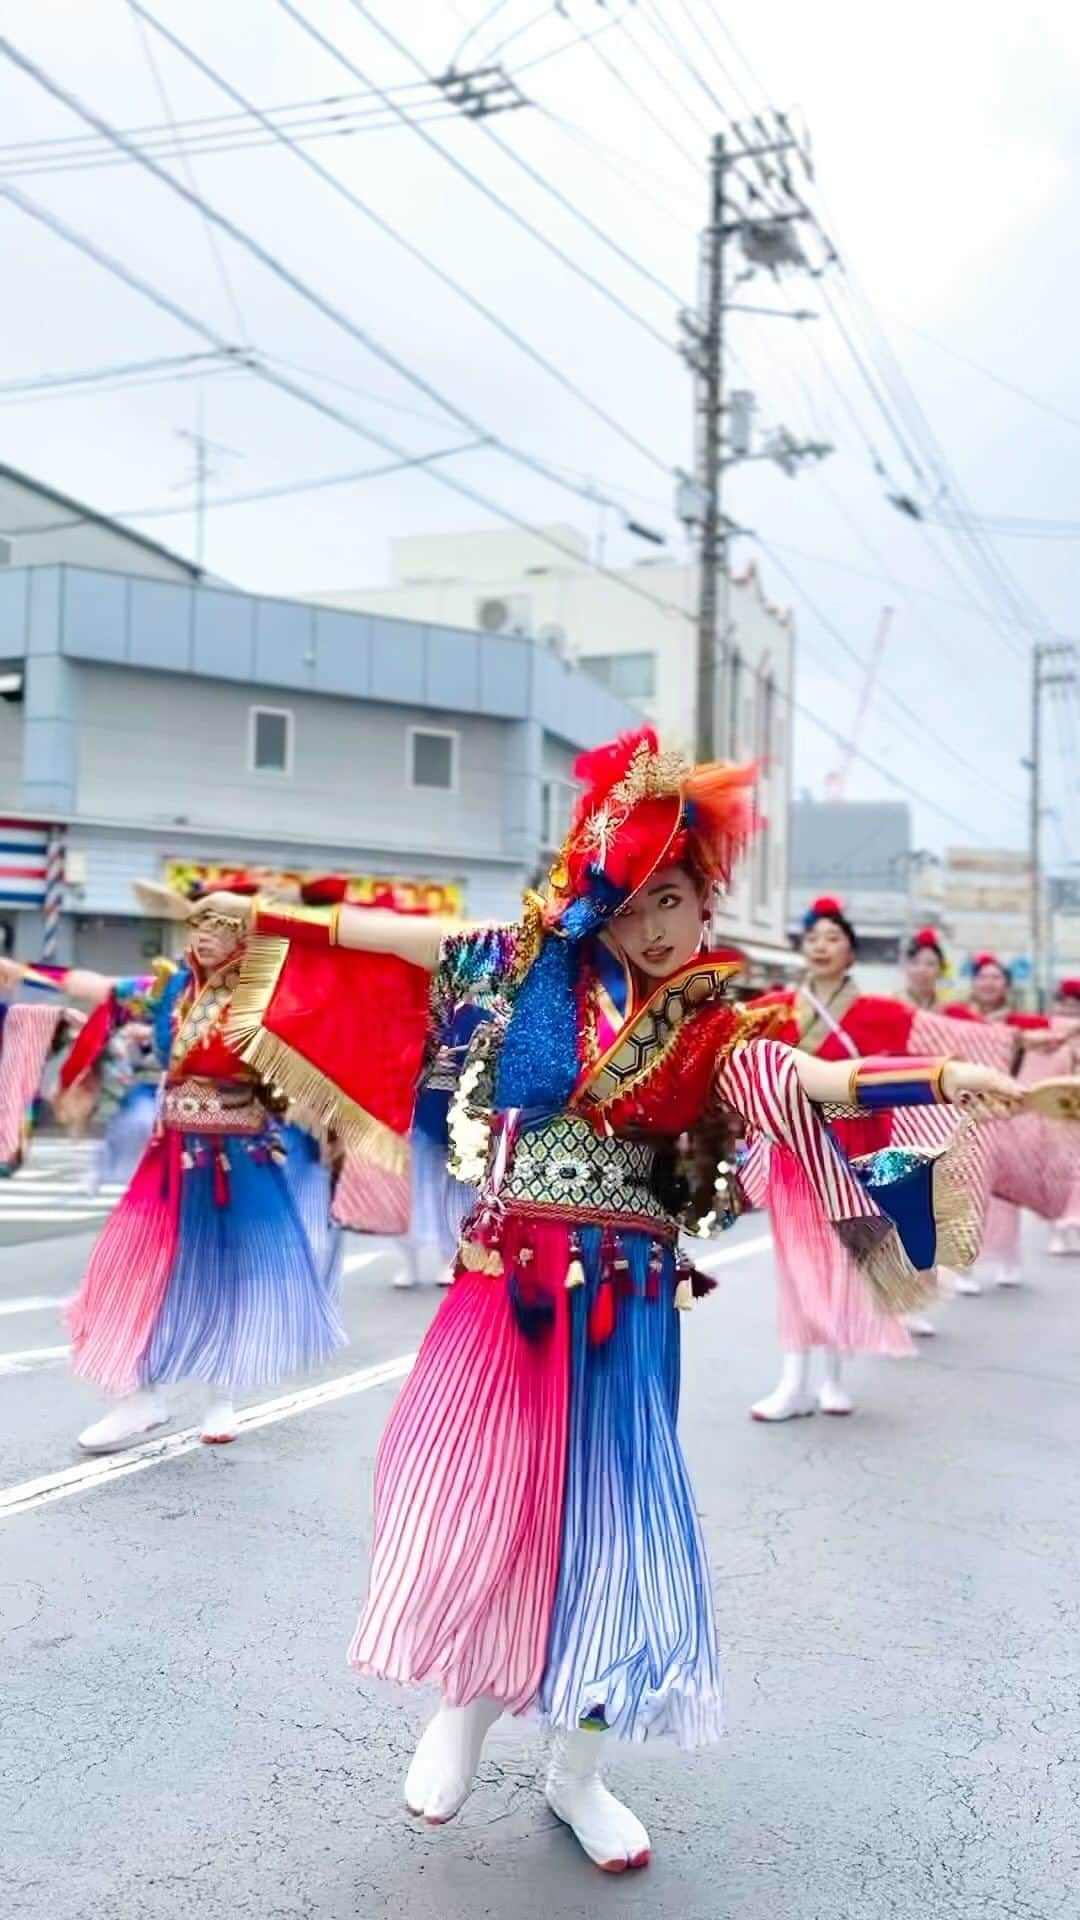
[499,1112,672,1236]
[161,1078,268,1136]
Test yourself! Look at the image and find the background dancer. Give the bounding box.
[57,887,344,1453]
[746,900,1019,1412]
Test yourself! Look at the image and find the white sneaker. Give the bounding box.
[404,1698,502,1824]
[77,1388,170,1454]
[201,1394,238,1445]
[546,1731,651,1873]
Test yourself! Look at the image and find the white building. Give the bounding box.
[309,527,797,979]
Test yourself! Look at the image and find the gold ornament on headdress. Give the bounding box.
[608,740,689,808]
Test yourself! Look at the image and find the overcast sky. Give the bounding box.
[2,0,1078,863]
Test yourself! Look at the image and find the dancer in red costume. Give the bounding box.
[1048,980,1080,1253]
[746,901,1019,1416]
[188,733,1017,1873]
[903,926,947,1011]
[941,956,1076,1290]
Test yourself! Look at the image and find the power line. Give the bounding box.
[572,10,703,172]
[297,0,681,355]
[0,176,696,625]
[2,28,688,540]
[757,537,1026,806]
[0,350,239,396]
[126,0,249,346]
[131,3,674,475]
[0,106,472,179]
[452,0,516,69]
[3,440,487,534]
[896,318,1080,438]
[0,80,437,160]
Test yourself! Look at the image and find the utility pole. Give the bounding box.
[694,133,725,764]
[1028,640,1078,1006]
[678,118,829,760]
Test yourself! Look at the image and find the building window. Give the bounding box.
[726,650,743,757]
[541,777,575,851]
[753,672,775,913]
[249,705,293,774]
[579,652,656,703]
[409,727,458,791]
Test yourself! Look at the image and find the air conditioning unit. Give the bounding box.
[0,538,15,568]
[476,593,532,637]
[536,623,567,657]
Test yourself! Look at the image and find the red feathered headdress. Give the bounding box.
[546,727,755,926]
[972,951,1007,974]
[1058,977,1080,1001]
[300,874,348,908]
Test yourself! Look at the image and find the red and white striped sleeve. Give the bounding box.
[717,1037,876,1226]
[910,1007,1015,1071]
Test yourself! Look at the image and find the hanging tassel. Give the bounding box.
[613,1233,634,1298]
[645,1242,664,1302]
[213,1147,230,1209]
[674,1268,695,1312]
[588,1277,616,1345]
[565,1227,585,1290]
[180,1147,195,1172]
[509,1245,554,1342]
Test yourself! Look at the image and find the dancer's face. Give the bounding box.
[972,963,1009,1014]
[802,918,853,983]
[609,865,704,981]
[906,949,942,1001]
[190,921,244,973]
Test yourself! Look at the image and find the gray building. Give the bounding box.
[789,798,915,982]
[0,564,635,968]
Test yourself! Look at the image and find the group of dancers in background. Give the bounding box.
[2,723,1078,1874]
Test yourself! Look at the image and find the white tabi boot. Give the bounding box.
[77,1388,170,1454]
[953,1267,983,1295]
[818,1349,854,1416]
[404,1697,503,1824]
[546,1730,651,1873]
[903,1312,937,1337]
[750,1350,814,1422]
[201,1389,238,1445]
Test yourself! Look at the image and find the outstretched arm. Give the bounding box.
[0,956,115,1007]
[790,1048,1020,1112]
[192,890,482,975]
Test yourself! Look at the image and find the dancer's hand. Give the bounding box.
[943,1061,1022,1115]
[189,891,255,927]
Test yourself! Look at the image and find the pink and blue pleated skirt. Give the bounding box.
[68,1121,343,1394]
[349,1215,723,1748]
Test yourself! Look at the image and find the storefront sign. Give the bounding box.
[163,861,464,917]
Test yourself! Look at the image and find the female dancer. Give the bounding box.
[57,894,345,1453]
[903,926,946,1010]
[944,953,1058,1290]
[192,728,1014,1873]
[746,900,1020,1414]
[1049,980,1080,1252]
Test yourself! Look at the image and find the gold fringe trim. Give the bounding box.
[239,1025,408,1176]
[226,935,291,1051]
[861,1233,938,1315]
[226,933,407,1174]
[930,1127,981,1272]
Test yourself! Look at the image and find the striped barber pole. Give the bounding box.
[41,827,66,961]
[0,820,52,910]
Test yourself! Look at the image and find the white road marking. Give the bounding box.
[0,1343,69,1376]
[0,1209,100,1224]
[0,1295,69,1317]
[0,1353,416,1520]
[343,1250,385,1274]
[692,1231,773,1269]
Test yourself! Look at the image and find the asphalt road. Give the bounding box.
[2,1157,1078,1920]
